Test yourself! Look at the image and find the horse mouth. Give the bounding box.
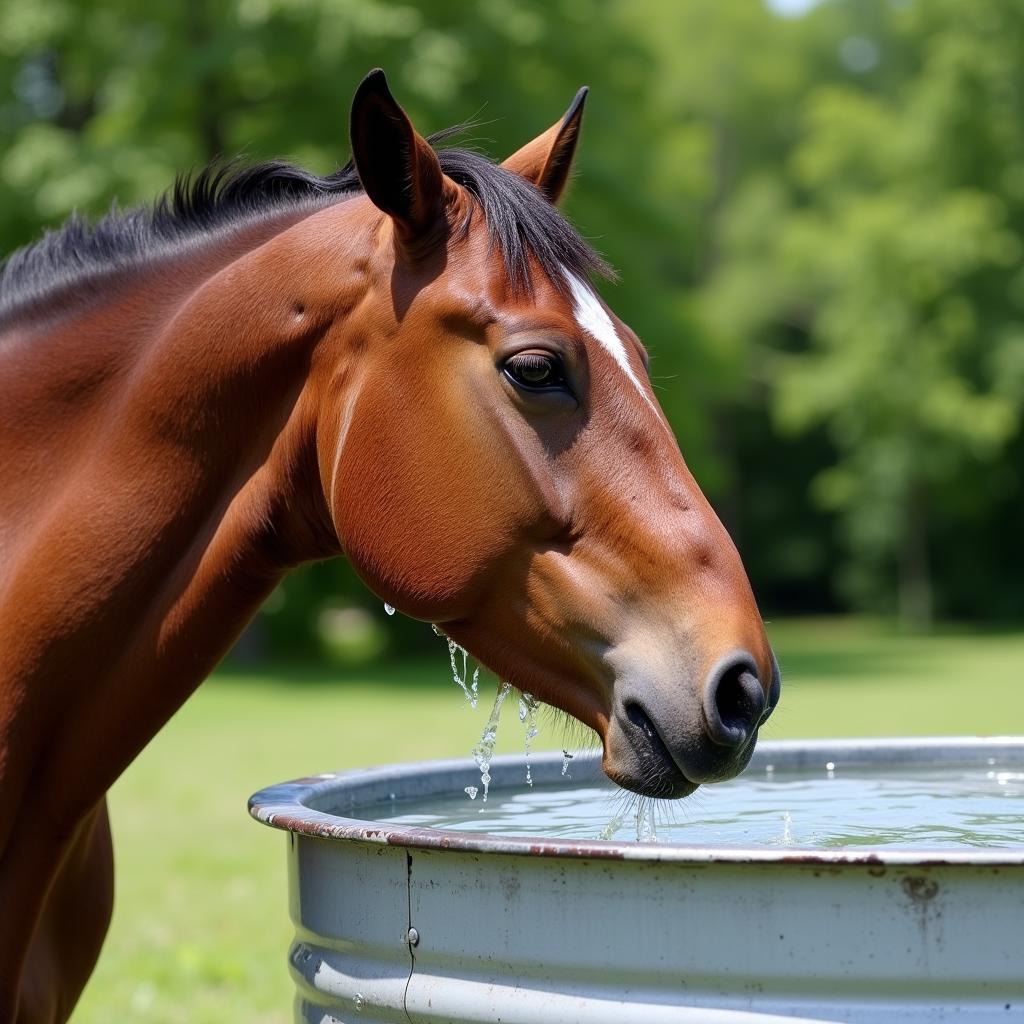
[607,700,700,799]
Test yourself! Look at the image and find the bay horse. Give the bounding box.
[0,70,780,1023]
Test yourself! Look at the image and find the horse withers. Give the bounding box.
[0,70,780,1022]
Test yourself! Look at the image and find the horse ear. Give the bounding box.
[502,87,588,204]
[349,69,446,244]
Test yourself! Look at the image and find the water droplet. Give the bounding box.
[443,637,478,708]
[635,798,658,842]
[519,692,540,786]
[561,750,574,777]
[464,786,478,800]
[825,761,836,772]
[471,681,512,804]
[431,623,445,636]
[383,603,395,616]
[598,814,624,841]
[354,992,364,1011]
[765,763,775,775]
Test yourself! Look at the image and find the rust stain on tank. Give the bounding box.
[902,876,940,903]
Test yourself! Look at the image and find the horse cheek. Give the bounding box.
[327,405,522,621]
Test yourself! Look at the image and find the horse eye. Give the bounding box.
[503,352,566,391]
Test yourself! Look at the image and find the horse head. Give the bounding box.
[319,71,780,798]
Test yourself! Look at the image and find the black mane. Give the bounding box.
[0,131,611,321]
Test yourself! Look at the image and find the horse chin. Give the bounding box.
[602,709,702,800]
[604,762,701,801]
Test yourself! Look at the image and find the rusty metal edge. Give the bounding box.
[247,736,1024,866]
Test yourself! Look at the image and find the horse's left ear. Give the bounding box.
[349,68,448,245]
[502,87,588,205]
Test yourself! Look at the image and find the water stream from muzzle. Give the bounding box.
[518,693,541,787]
[469,681,512,805]
[433,625,564,804]
[430,625,646,830]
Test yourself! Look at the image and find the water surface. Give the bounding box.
[382,762,1024,849]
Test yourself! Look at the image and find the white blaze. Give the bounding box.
[566,272,658,414]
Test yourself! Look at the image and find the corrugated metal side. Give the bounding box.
[285,833,1024,1023]
[403,848,1022,1023]
[289,837,412,1023]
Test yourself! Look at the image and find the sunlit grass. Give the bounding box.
[73,618,1024,1023]
[763,617,1024,739]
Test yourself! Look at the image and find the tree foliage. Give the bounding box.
[704,0,1024,623]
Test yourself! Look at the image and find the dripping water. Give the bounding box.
[383,602,395,616]
[431,624,480,709]
[635,798,658,843]
[470,681,512,805]
[447,638,480,709]
[427,625,574,810]
[597,789,666,843]
[518,693,540,786]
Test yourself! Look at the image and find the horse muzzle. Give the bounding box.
[603,649,782,799]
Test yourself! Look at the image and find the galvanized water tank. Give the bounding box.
[249,737,1024,1023]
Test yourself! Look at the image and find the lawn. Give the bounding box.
[72,618,1024,1023]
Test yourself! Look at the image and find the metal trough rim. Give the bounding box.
[248,735,1024,866]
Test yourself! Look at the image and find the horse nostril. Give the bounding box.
[703,653,766,749]
[624,700,659,743]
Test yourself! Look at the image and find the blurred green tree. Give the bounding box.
[704,0,1024,625]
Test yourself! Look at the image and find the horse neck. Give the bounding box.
[0,205,357,813]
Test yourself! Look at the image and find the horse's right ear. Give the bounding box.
[502,87,588,204]
[349,69,447,245]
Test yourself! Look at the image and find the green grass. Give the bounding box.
[72,618,1024,1023]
